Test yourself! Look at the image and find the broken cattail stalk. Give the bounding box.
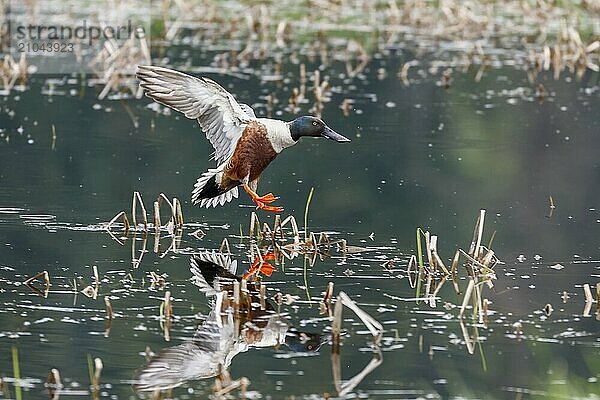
[92,358,103,388]
[172,198,181,227]
[214,377,250,397]
[338,291,383,342]
[432,249,450,275]
[331,296,343,354]
[104,297,113,320]
[81,285,97,299]
[318,232,330,248]
[51,124,57,150]
[24,270,50,287]
[309,232,318,252]
[483,298,490,325]
[164,291,172,319]
[424,271,433,299]
[407,255,417,288]
[470,210,486,259]
[424,232,434,273]
[459,319,475,355]
[342,98,351,116]
[450,250,461,289]
[249,212,261,240]
[175,198,183,227]
[583,284,594,303]
[51,368,62,388]
[273,214,284,240]
[281,215,300,243]
[240,377,249,398]
[153,201,160,230]
[323,282,334,303]
[159,193,174,214]
[132,191,148,231]
[106,211,129,232]
[132,233,148,269]
[93,265,99,285]
[219,238,231,254]
[459,278,475,319]
[428,276,448,308]
[473,281,484,323]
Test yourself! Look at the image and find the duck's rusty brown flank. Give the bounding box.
[220,120,278,190]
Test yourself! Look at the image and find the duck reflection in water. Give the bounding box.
[135,252,329,391]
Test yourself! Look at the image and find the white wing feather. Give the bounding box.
[137,65,256,165]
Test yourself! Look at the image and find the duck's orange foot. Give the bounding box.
[255,193,279,204]
[243,251,278,280]
[243,183,283,213]
[255,201,284,213]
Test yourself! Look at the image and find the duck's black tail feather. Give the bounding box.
[191,168,239,208]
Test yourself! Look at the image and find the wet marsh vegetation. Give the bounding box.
[1,0,600,399]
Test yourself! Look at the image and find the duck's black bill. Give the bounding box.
[322,126,351,142]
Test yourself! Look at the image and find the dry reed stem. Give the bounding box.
[459,319,475,355]
[470,210,486,259]
[81,285,97,298]
[104,297,113,320]
[47,368,62,388]
[459,278,475,319]
[51,124,57,151]
[335,347,382,397]
[323,281,334,303]
[24,270,50,287]
[424,231,434,273]
[164,291,172,319]
[131,232,148,268]
[106,211,130,232]
[272,214,285,240]
[428,276,448,308]
[219,238,231,254]
[175,199,184,227]
[583,284,594,303]
[280,215,300,243]
[93,265,99,285]
[92,358,103,387]
[407,255,417,288]
[132,191,148,231]
[213,377,250,397]
[430,235,450,275]
[331,295,343,354]
[249,212,261,240]
[338,291,383,342]
[153,201,160,230]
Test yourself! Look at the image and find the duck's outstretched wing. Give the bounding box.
[189,253,239,295]
[134,317,232,391]
[137,65,255,165]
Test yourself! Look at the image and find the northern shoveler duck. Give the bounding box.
[136,65,350,213]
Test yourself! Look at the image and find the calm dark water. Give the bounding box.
[1,49,599,399]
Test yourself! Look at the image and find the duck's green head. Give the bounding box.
[289,116,350,143]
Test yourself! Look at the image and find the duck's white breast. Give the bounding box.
[256,118,297,153]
